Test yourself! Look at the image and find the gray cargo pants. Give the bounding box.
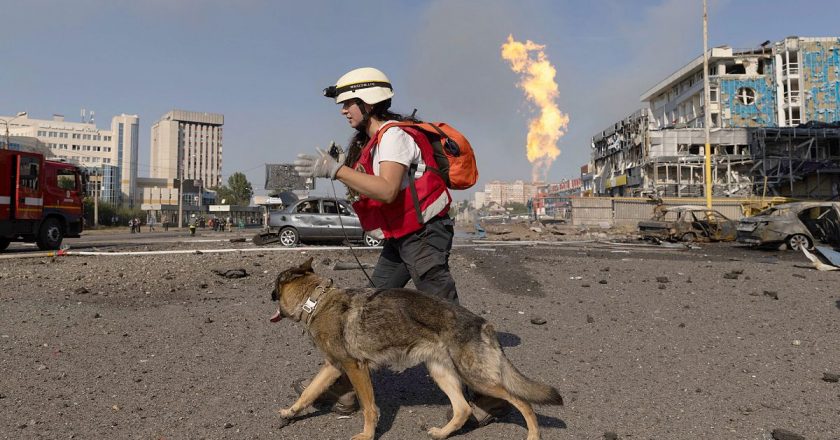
[370,216,458,302]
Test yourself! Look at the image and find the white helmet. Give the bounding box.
[323,67,394,105]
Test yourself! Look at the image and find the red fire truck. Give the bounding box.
[1,149,84,251]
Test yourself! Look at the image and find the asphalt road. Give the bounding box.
[1,231,838,440]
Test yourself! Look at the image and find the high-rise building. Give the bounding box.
[483,180,544,206]
[150,110,224,188]
[3,112,140,206]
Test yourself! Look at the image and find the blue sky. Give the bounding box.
[2,0,838,200]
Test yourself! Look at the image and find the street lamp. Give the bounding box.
[1,111,28,150]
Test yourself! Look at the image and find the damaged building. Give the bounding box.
[592,36,840,199]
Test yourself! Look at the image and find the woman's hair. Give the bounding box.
[343,98,419,167]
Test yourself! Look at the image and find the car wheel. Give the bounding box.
[36,218,64,250]
[0,238,10,251]
[786,234,812,251]
[680,232,697,242]
[279,227,299,247]
[363,232,383,247]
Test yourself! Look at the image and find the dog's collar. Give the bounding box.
[301,279,333,327]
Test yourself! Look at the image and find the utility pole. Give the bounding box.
[93,169,99,227]
[1,112,27,150]
[702,0,713,208]
[178,173,184,229]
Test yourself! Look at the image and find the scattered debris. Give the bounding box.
[801,247,840,271]
[74,287,89,295]
[333,261,374,271]
[205,317,214,324]
[223,422,234,428]
[763,290,779,300]
[586,315,595,324]
[655,276,669,283]
[723,272,740,280]
[771,428,806,440]
[530,317,547,325]
[212,269,248,279]
[822,372,840,383]
[604,432,618,440]
[229,238,246,243]
[598,280,607,284]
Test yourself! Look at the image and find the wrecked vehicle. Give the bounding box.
[638,205,737,242]
[736,201,840,251]
[252,196,383,247]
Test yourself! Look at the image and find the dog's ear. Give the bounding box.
[274,259,315,298]
[299,257,314,273]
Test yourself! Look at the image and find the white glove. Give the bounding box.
[294,147,343,180]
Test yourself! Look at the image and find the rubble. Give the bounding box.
[772,429,806,440]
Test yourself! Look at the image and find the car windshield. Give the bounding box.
[758,207,791,217]
[661,210,681,221]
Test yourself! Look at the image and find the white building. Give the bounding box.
[482,180,543,207]
[3,112,140,206]
[150,110,224,188]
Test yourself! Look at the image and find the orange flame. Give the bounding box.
[501,34,569,183]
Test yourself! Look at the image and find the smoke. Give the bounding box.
[501,34,569,183]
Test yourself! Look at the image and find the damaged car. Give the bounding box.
[736,201,840,251]
[252,197,383,247]
[638,205,738,242]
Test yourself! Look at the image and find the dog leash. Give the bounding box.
[330,179,376,286]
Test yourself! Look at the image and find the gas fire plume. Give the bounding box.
[501,34,569,183]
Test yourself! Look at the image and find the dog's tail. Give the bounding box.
[499,357,563,405]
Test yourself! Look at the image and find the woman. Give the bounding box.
[294,67,509,426]
[295,67,457,302]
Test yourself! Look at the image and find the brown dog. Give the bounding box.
[270,258,562,440]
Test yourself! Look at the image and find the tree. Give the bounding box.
[212,172,253,205]
[504,202,528,215]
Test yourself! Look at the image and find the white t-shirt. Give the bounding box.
[372,121,426,190]
[370,120,449,223]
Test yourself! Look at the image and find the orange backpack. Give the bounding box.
[374,121,478,190]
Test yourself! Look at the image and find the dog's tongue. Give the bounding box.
[269,310,282,322]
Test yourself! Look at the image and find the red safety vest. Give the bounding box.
[351,125,450,239]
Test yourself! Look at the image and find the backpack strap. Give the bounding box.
[407,162,424,226]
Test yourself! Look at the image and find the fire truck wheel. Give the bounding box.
[36,218,64,250]
[0,238,10,251]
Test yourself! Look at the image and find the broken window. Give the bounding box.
[726,64,746,75]
[736,87,756,105]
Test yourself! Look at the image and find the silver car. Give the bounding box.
[736,201,840,251]
[257,197,382,247]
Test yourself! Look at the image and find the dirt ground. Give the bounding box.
[1,227,839,440]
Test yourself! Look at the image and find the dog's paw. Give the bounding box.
[427,427,450,440]
[350,433,373,440]
[277,408,296,419]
